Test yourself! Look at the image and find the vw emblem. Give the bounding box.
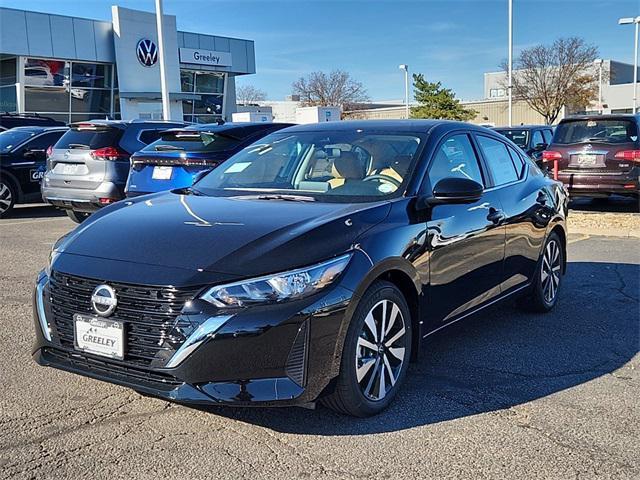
[91,284,117,317]
[136,38,158,67]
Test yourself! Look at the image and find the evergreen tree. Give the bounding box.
[410,73,476,121]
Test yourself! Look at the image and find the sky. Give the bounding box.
[1,0,639,102]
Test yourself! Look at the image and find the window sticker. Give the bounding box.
[224,162,252,174]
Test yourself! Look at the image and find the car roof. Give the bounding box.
[277,119,492,134]
[179,122,293,132]
[69,119,187,129]
[4,126,68,134]
[559,113,640,123]
[493,125,549,130]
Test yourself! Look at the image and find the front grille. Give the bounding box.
[43,348,182,390]
[47,271,202,368]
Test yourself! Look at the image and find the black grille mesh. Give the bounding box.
[285,319,309,387]
[47,271,201,368]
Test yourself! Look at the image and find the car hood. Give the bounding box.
[57,191,391,278]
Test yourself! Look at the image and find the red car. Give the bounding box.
[542,115,640,199]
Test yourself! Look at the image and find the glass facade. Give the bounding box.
[0,57,17,112]
[22,57,117,123]
[180,70,225,123]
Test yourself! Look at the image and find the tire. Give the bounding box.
[66,210,90,224]
[0,177,17,218]
[321,280,412,417]
[519,232,564,312]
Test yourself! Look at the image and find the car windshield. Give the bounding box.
[193,131,423,203]
[0,129,35,152]
[495,129,528,149]
[553,119,638,144]
[143,130,241,152]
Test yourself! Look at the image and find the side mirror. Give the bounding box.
[418,177,483,208]
[193,168,213,185]
[534,142,548,151]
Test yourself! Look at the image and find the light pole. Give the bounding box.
[399,64,409,119]
[618,16,640,114]
[508,0,513,127]
[594,58,603,113]
[155,0,170,120]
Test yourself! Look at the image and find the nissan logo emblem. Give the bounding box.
[136,38,158,67]
[91,284,118,317]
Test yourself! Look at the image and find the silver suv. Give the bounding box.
[42,120,185,222]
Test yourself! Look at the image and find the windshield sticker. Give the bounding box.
[586,121,597,127]
[378,183,395,193]
[224,162,252,174]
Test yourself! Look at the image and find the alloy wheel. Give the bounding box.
[0,182,13,215]
[355,299,407,401]
[541,239,561,303]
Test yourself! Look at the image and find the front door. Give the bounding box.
[425,133,506,324]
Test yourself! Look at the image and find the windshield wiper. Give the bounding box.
[155,145,185,151]
[256,194,315,202]
[68,143,90,149]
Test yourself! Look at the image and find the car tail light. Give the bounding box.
[99,198,115,205]
[614,150,640,162]
[542,150,562,162]
[91,146,128,161]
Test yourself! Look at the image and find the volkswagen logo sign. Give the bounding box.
[91,285,117,317]
[136,38,158,67]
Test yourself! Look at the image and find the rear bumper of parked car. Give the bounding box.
[558,169,640,197]
[41,182,124,212]
[31,265,357,407]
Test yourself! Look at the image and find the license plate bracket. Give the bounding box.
[152,166,173,180]
[576,154,597,166]
[74,314,125,360]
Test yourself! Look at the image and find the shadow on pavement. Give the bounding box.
[201,261,639,434]
[5,204,65,219]
[569,195,639,214]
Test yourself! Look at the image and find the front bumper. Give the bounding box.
[558,169,639,197]
[41,182,124,212]
[32,262,361,407]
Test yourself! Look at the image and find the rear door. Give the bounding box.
[48,124,124,190]
[13,131,65,196]
[550,118,639,174]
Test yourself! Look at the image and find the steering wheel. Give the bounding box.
[362,174,401,187]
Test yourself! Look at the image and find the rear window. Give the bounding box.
[142,130,241,153]
[55,127,124,150]
[553,119,638,145]
[495,129,528,149]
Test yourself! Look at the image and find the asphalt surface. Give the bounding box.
[0,204,638,480]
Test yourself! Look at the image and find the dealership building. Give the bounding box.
[0,6,255,123]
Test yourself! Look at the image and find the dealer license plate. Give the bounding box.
[74,314,125,360]
[576,154,597,166]
[152,166,173,180]
[55,163,82,175]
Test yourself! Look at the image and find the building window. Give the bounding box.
[0,57,17,112]
[22,58,114,123]
[180,69,225,123]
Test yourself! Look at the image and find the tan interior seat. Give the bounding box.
[328,152,366,189]
[377,154,413,183]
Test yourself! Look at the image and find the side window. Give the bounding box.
[542,129,553,144]
[24,132,63,151]
[531,130,544,147]
[476,135,519,186]
[428,134,484,188]
[138,129,164,145]
[507,145,526,179]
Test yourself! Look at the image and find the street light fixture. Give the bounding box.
[618,16,640,114]
[399,64,409,119]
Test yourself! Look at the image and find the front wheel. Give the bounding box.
[321,281,412,417]
[66,210,90,224]
[0,178,16,218]
[519,232,564,312]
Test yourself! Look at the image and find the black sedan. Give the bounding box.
[33,120,568,417]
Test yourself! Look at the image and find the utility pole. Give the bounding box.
[155,0,170,120]
[508,0,513,127]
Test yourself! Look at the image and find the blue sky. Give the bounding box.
[1,0,639,101]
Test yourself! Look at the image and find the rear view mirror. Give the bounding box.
[534,143,548,151]
[423,177,484,206]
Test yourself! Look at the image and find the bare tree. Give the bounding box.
[502,37,600,124]
[292,70,369,109]
[236,85,267,105]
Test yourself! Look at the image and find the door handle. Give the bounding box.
[487,207,506,225]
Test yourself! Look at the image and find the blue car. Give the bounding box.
[125,122,293,197]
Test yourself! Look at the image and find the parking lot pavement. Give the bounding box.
[0,206,638,480]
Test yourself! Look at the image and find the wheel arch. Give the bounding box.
[549,223,567,274]
[0,168,23,202]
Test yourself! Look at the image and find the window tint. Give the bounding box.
[494,129,528,149]
[428,134,483,187]
[542,129,553,144]
[142,130,241,153]
[476,135,519,186]
[507,145,526,179]
[531,130,544,147]
[55,127,123,150]
[138,129,165,145]
[553,119,638,144]
[26,131,64,150]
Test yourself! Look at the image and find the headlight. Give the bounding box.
[200,253,352,308]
